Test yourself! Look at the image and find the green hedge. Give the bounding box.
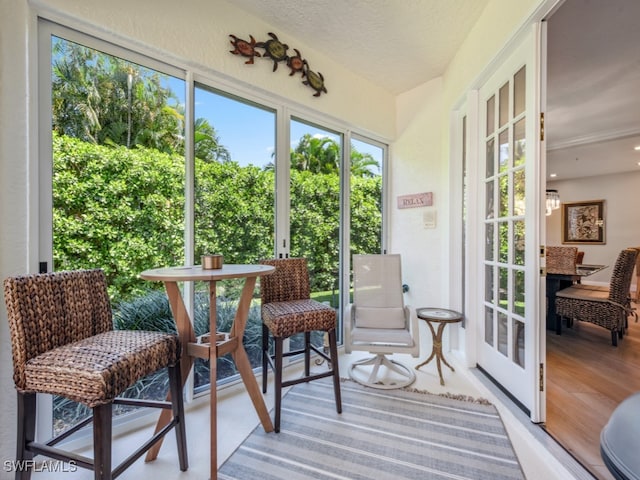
[53,132,381,303]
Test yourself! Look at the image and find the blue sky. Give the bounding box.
[168,77,382,170]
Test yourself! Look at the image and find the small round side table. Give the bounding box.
[415,308,463,386]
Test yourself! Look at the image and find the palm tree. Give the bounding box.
[264,134,380,177]
[52,39,102,143]
[350,150,380,177]
[291,134,339,174]
[52,37,184,154]
[193,118,231,162]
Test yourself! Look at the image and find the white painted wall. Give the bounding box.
[547,171,640,289]
[391,77,445,310]
[0,0,35,470]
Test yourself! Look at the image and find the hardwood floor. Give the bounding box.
[546,305,640,480]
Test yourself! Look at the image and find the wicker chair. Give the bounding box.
[3,269,187,480]
[555,249,639,346]
[546,246,579,272]
[259,258,341,433]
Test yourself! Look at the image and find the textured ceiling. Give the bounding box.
[230,0,490,95]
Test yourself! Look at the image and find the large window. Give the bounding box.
[39,20,386,436]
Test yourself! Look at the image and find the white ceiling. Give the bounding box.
[231,0,640,180]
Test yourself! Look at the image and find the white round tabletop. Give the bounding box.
[140,264,275,282]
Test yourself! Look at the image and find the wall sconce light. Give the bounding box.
[546,189,560,216]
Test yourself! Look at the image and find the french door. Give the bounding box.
[476,26,545,421]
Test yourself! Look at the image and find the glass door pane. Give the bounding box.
[349,138,383,255]
[482,64,528,374]
[289,119,342,350]
[349,137,383,310]
[50,35,186,433]
[193,86,275,390]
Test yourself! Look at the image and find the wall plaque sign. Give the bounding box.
[397,192,433,209]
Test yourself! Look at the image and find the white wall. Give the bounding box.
[547,170,640,288]
[391,78,444,309]
[0,0,34,469]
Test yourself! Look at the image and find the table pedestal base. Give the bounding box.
[415,328,455,387]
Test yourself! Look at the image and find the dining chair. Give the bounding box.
[3,269,188,480]
[547,246,580,293]
[555,248,638,346]
[344,254,419,389]
[546,246,579,272]
[259,257,342,433]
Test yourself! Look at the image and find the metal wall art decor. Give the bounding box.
[228,34,261,64]
[229,32,327,97]
[258,32,288,71]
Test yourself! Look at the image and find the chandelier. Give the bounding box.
[545,189,560,216]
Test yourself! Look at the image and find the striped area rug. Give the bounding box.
[219,379,524,480]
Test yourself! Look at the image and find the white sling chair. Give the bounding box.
[345,254,419,389]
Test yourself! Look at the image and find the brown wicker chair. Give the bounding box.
[555,249,638,346]
[259,258,341,432]
[546,246,579,272]
[3,269,187,480]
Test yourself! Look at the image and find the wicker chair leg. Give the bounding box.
[16,392,36,480]
[168,363,188,471]
[92,403,112,480]
[328,329,342,414]
[262,323,269,394]
[273,337,284,433]
[611,330,618,347]
[304,332,311,377]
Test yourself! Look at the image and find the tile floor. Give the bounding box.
[31,350,591,479]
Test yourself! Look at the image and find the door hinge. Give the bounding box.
[539,112,545,141]
[539,363,545,392]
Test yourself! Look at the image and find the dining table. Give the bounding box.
[140,263,275,480]
[546,263,607,334]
